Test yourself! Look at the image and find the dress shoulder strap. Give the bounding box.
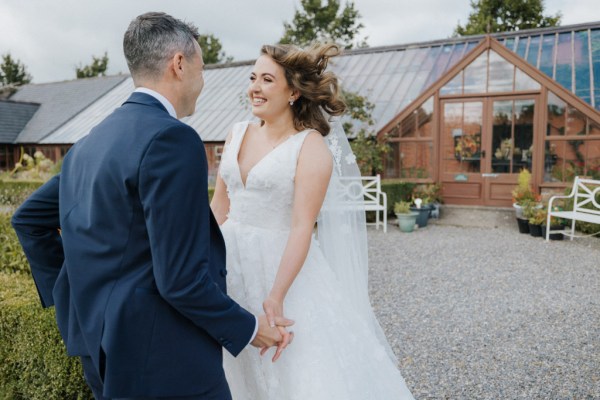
[292,129,318,159]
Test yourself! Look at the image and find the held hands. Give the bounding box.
[263,296,294,362]
[250,314,294,362]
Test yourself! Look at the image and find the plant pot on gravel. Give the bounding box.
[396,212,418,232]
[542,225,565,240]
[516,218,530,233]
[394,201,418,233]
[528,208,546,238]
[528,223,542,237]
[409,199,433,228]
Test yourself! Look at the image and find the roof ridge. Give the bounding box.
[205,20,600,66]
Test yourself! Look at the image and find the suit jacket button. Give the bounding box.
[220,269,228,277]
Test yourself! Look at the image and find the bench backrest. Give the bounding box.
[334,175,382,206]
[571,177,600,216]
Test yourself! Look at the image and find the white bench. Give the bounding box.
[336,175,388,233]
[546,176,600,241]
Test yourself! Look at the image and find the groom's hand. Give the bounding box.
[251,315,294,354]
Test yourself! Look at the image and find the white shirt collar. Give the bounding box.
[133,87,178,119]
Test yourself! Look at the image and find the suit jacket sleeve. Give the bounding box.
[139,124,255,357]
[11,174,64,308]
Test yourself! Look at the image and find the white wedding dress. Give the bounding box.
[219,121,415,400]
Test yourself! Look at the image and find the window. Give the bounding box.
[544,91,600,182]
[386,96,434,179]
[440,49,541,95]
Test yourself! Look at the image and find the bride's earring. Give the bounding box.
[289,100,294,106]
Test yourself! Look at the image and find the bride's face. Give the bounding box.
[248,55,296,121]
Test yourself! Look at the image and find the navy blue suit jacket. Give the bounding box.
[11,92,256,398]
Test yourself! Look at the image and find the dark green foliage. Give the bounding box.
[76,52,109,79]
[0,213,30,275]
[197,34,233,64]
[0,273,93,399]
[279,0,366,48]
[381,180,417,215]
[342,90,390,176]
[454,0,561,36]
[0,53,32,87]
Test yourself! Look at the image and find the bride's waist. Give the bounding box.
[226,211,292,231]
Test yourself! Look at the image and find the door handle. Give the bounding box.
[482,173,499,178]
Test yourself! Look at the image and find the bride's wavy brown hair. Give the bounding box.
[260,43,346,136]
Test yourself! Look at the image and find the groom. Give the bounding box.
[12,12,292,400]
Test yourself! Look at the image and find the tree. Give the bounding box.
[454,0,561,36]
[342,90,390,175]
[0,53,32,87]
[197,34,233,65]
[280,0,367,49]
[76,52,109,79]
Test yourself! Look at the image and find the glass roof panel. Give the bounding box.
[526,35,541,66]
[516,37,528,58]
[591,28,600,110]
[538,33,556,78]
[574,30,592,105]
[555,32,573,90]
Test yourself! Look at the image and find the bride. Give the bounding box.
[211,43,415,399]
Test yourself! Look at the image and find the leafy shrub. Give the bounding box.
[381,180,417,215]
[0,273,92,399]
[0,180,43,209]
[0,213,30,275]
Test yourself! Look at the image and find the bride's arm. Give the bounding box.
[264,132,333,322]
[210,131,233,225]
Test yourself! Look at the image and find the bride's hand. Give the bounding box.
[262,296,294,362]
[263,296,284,328]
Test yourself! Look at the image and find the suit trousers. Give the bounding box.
[80,356,233,400]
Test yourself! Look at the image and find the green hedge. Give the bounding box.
[0,273,92,400]
[0,180,44,209]
[381,179,417,215]
[0,213,30,275]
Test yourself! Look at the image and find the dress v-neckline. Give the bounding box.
[236,122,305,189]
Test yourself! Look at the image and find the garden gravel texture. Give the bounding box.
[368,220,600,399]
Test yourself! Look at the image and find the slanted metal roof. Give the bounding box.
[0,100,40,143]
[37,21,600,144]
[11,74,128,143]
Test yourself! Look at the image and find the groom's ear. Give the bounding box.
[171,52,185,80]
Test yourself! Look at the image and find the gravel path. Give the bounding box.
[368,222,600,399]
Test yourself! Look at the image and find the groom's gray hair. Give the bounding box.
[123,12,199,81]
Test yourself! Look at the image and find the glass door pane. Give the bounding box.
[513,99,535,173]
[491,101,513,173]
[443,101,483,173]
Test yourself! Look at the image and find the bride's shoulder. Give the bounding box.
[298,130,333,170]
[228,120,255,143]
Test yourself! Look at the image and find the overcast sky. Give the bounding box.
[0,0,597,84]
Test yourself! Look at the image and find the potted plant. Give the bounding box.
[410,185,440,227]
[512,169,541,234]
[512,169,540,219]
[414,183,443,219]
[410,198,432,228]
[528,207,546,238]
[394,201,418,233]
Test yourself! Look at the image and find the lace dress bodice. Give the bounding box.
[219,121,311,231]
